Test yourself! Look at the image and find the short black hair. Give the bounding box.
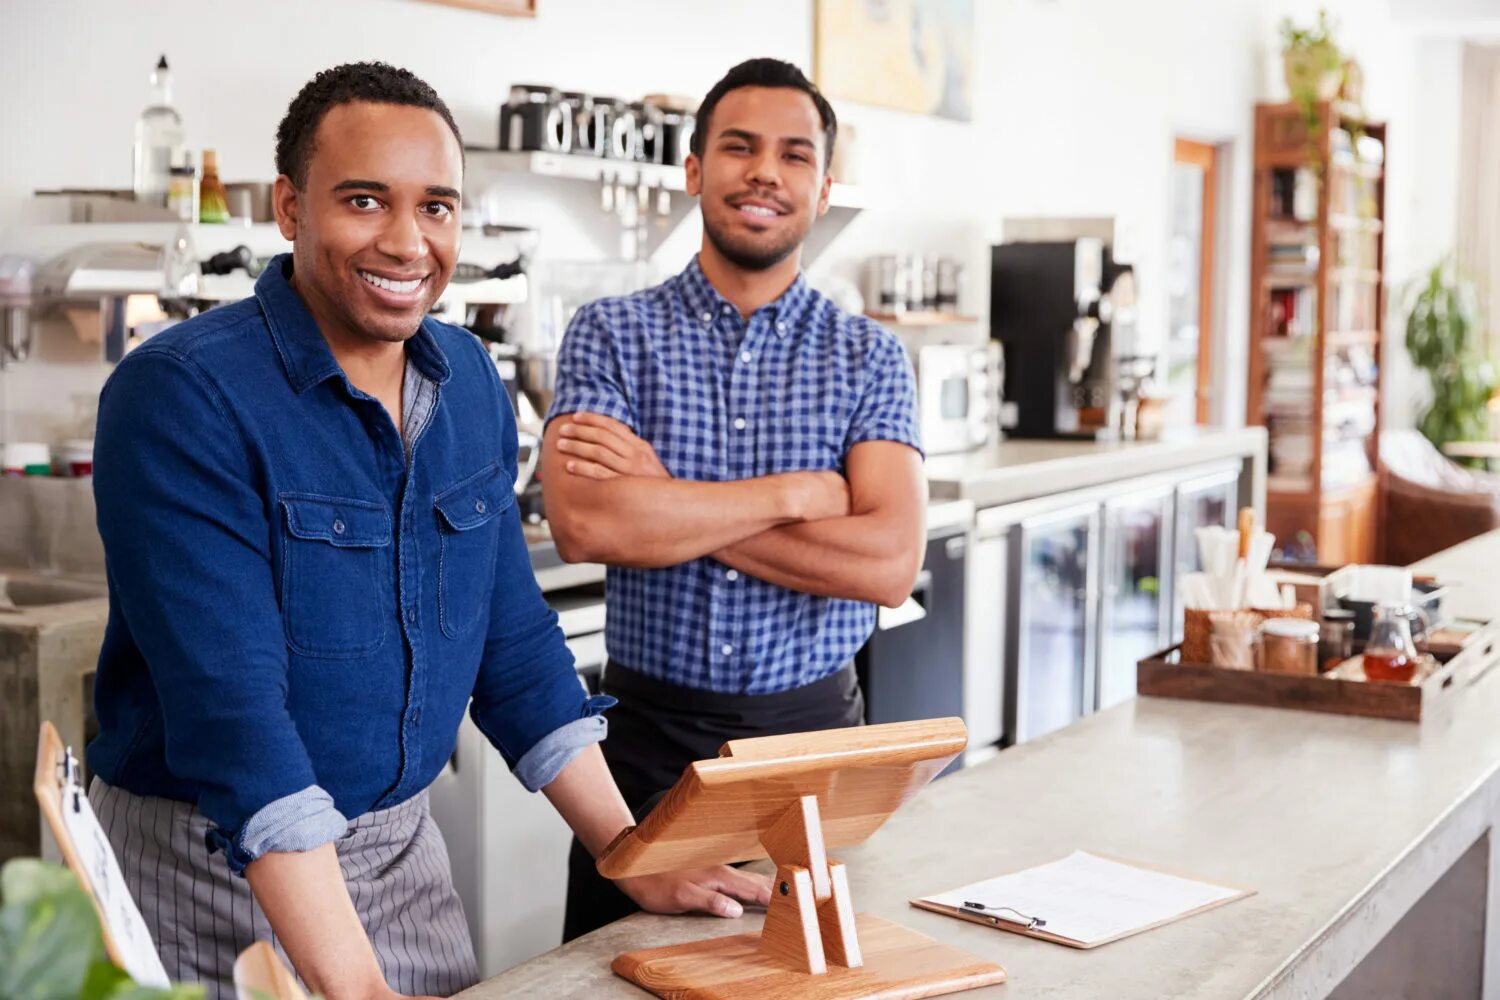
[275,61,464,189]
[690,58,837,171]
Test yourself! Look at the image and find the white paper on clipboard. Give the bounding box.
[55,767,171,987]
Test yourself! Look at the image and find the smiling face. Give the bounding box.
[685,85,832,273]
[272,100,462,346]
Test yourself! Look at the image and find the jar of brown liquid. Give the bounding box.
[1363,602,1419,683]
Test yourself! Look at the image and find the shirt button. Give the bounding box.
[702,311,713,323]
[475,498,487,514]
[722,643,734,656]
[406,607,416,624]
[733,417,747,430]
[726,569,740,581]
[740,351,753,364]
[776,321,787,335]
[332,518,346,535]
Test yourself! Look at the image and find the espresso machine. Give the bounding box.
[989,238,1134,439]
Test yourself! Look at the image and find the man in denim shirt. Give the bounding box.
[545,60,927,940]
[87,62,766,999]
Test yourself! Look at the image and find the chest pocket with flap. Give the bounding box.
[434,462,514,640]
[278,494,393,658]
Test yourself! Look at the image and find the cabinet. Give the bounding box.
[1009,502,1100,744]
[970,461,1251,746]
[1246,102,1385,564]
[1171,464,1240,641]
[964,522,1007,764]
[1099,486,1173,711]
[859,527,969,773]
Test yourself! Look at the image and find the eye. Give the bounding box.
[423,202,455,219]
[348,194,381,211]
[785,152,811,164]
[722,142,751,153]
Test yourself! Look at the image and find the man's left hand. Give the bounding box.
[555,412,671,480]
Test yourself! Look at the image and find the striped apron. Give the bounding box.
[89,779,478,998]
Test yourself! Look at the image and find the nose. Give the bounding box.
[745,147,782,191]
[374,208,426,264]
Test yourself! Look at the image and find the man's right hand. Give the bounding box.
[783,470,851,522]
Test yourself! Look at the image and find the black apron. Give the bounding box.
[562,660,865,942]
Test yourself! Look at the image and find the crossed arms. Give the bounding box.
[542,412,926,608]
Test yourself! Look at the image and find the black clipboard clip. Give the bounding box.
[962,900,1047,931]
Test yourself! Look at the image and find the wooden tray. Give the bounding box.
[1136,620,1499,723]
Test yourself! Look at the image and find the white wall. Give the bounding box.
[0,0,1468,440]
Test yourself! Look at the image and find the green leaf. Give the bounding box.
[0,859,109,1000]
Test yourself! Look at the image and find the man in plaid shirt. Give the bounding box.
[544,58,926,940]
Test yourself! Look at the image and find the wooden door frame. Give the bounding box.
[1173,137,1219,425]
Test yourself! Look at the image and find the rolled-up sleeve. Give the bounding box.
[93,348,345,874]
[545,303,636,430]
[469,336,614,791]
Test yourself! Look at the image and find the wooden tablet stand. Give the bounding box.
[597,718,1007,999]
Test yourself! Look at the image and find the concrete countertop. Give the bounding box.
[461,529,1500,999]
[925,426,1267,508]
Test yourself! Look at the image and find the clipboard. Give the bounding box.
[911,850,1255,950]
[234,941,309,1000]
[32,720,171,987]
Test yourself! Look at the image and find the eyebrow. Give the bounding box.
[716,128,818,152]
[332,179,461,200]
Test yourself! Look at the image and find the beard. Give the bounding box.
[702,210,808,272]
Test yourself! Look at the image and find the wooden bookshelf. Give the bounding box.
[1247,101,1386,565]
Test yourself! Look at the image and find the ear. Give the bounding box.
[272,175,300,242]
[815,169,832,218]
[684,152,703,198]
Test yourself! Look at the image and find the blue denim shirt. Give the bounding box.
[88,255,610,875]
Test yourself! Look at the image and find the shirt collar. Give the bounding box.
[255,253,453,394]
[676,254,817,333]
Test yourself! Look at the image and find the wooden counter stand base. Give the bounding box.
[601,719,1008,999]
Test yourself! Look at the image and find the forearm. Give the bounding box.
[547,475,800,568]
[247,844,390,1000]
[716,513,925,607]
[540,743,636,857]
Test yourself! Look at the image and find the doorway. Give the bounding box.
[1166,137,1221,426]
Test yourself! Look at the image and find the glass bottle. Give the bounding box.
[1363,602,1418,683]
[133,55,185,208]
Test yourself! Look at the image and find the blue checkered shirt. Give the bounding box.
[547,256,922,694]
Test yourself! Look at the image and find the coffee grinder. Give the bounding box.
[990,238,1134,439]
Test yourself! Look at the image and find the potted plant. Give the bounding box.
[1406,259,1497,457]
[0,858,202,1000]
[1280,9,1345,106]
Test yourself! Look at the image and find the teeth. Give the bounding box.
[740,204,777,218]
[359,270,422,294]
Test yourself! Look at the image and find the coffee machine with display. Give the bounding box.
[989,238,1135,439]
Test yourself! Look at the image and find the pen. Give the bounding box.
[961,901,1047,931]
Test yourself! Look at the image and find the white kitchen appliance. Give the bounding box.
[907,333,998,455]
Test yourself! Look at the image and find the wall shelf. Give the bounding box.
[864,311,979,327]
[462,148,867,263]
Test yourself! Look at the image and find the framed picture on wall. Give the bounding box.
[814,0,974,121]
[415,0,535,16]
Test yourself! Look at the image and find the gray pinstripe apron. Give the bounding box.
[89,779,478,998]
